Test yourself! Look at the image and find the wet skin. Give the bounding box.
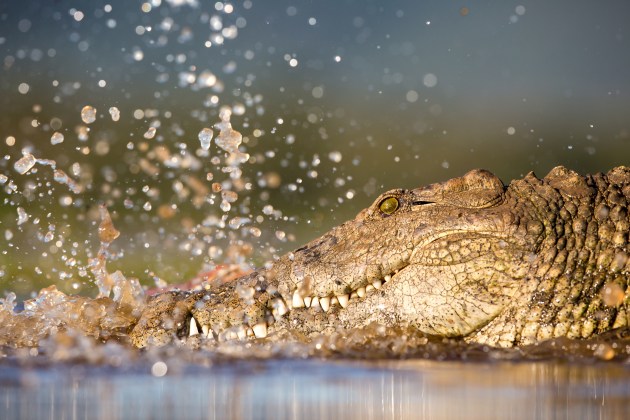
[130,167,630,348]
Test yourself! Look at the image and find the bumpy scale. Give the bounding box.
[130,167,630,348]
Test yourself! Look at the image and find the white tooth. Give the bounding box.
[320,297,331,312]
[271,298,288,318]
[292,290,305,308]
[304,296,312,308]
[311,297,320,309]
[189,317,199,336]
[357,287,366,298]
[366,284,375,292]
[337,294,349,308]
[201,324,210,338]
[372,280,382,290]
[350,292,358,300]
[331,296,338,306]
[247,328,254,337]
[252,323,268,338]
[236,326,247,340]
[384,274,392,282]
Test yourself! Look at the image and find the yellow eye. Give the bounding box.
[379,197,399,215]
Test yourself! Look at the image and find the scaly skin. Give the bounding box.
[130,167,630,348]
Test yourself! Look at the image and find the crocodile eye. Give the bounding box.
[379,197,399,215]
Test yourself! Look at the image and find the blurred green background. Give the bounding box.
[1,0,629,298]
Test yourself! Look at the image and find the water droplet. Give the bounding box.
[109,107,120,121]
[18,83,30,94]
[14,153,36,174]
[198,128,213,150]
[221,190,238,203]
[215,128,242,153]
[81,105,97,124]
[144,127,157,139]
[328,151,342,163]
[151,361,168,377]
[53,169,82,194]
[423,73,437,88]
[17,207,29,225]
[98,205,120,244]
[50,132,64,145]
[220,200,231,212]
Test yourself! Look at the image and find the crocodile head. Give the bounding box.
[130,169,546,348]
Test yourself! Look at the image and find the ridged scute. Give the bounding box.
[471,166,630,346]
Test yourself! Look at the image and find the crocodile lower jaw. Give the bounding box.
[185,270,397,341]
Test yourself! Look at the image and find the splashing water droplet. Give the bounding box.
[50,132,64,145]
[109,107,120,121]
[215,129,242,153]
[53,169,82,194]
[17,207,29,225]
[144,127,157,139]
[98,205,120,243]
[14,153,36,174]
[221,190,238,203]
[81,105,97,124]
[198,128,213,150]
[220,200,231,212]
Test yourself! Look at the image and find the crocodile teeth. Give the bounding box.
[372,280,382,290]
[311,296,320,309]
[384,274,392,282]
[292,290,305,308]
[357,287,366,298]
[271,297,288,319]
[201,324,210,338]
[320,297,331,312]
[331,296,338,306]
[337,294,349,308]
[366,284,375,292]
[304,296,312,308]
[350,292,358,300]
[236,326,247,340]
[252,323,268,338]
[189,317,199,336]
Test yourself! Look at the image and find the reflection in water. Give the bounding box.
[1,360,628,419]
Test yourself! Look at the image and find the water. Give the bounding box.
[1,360,628,419]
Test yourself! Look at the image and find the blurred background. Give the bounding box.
[1,0,629,298]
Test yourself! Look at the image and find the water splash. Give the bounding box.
[50,132,64,145]
[198,127,213,150]
[13,153,36,175]
[81,105,97,124]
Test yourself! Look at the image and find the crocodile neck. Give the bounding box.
[472,168,630,346]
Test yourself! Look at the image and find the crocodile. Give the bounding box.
[130,166,630,348]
